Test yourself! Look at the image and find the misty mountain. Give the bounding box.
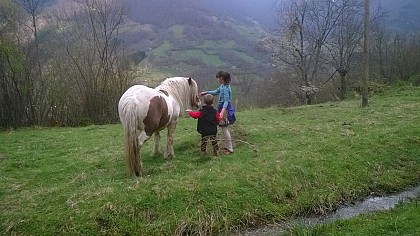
[379,0,420,33]
[44,0,419,83]
[121,0,418,81]
[119,0,277,83]
[199,0,277,29]
[123,0,277,30]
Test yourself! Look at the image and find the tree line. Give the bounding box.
[0,0,136,128]
[257,0,420,106]
[1,0,419,128]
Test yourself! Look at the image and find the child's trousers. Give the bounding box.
[201,135,218,155]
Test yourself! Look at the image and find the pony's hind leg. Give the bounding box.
[165,121,177,159]
[135,131,150,177]
[152,131,161,156]
[134,154,142,177]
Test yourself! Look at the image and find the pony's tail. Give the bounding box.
[122,106,141,177]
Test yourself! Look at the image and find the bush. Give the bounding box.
[408,75,420,87]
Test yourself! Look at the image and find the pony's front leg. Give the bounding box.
[152,131,161,157]
[165,121,177,159]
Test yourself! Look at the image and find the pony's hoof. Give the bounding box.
[151,152,161,157]
[164,152,175,160]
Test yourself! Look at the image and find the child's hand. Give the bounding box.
[199,92,206,96]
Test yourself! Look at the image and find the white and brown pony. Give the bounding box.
[118,77,200,177]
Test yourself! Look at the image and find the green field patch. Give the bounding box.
[201,40,235,49]
[151,40,172,57]
[169,25,184,39]
[172,49,225,66]
[234,25,263,40]
[231,49,256,64]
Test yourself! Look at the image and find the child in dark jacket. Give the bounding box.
[187,94,221,156]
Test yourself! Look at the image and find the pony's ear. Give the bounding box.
[188,77,192,85]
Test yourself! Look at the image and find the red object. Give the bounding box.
[189,110,222,123]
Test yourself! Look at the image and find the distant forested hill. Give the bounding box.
[379,0,420,33]
[46,0,418,83]
[120,0,419,82]
[120,0,274,84]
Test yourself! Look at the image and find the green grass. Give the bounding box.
[201,40,235,50]
[230,50,256,64]
[1,86,420,235]
[150,39,255,68]
[173,49,225,66]
[151,40,172,58]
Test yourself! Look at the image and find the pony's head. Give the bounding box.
[156,77,200,112]
[187,77,200,109]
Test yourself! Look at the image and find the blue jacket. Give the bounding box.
[206,84,232,109]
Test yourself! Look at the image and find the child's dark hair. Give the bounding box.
[203,94,214,106]
[216,71,224,79]
[216,71,231,85]
[221,71,231,85]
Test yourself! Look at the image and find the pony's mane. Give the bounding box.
[155,77,198,116]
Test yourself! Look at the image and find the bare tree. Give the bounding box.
[0,0,35,128]
[270,0,354,104]
[13,0,43,74]
[326,0,386,100]
[13,0,49,123]
[371,28,420,84]
[361,0,369,107]
[48,0,135,124]
[326,0,364,100]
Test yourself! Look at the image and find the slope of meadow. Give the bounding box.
[1,86,419,235]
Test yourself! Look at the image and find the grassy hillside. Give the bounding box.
[139,20,268,83]
[1,86,419,235]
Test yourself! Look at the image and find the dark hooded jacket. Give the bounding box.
[197,106,218,136]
